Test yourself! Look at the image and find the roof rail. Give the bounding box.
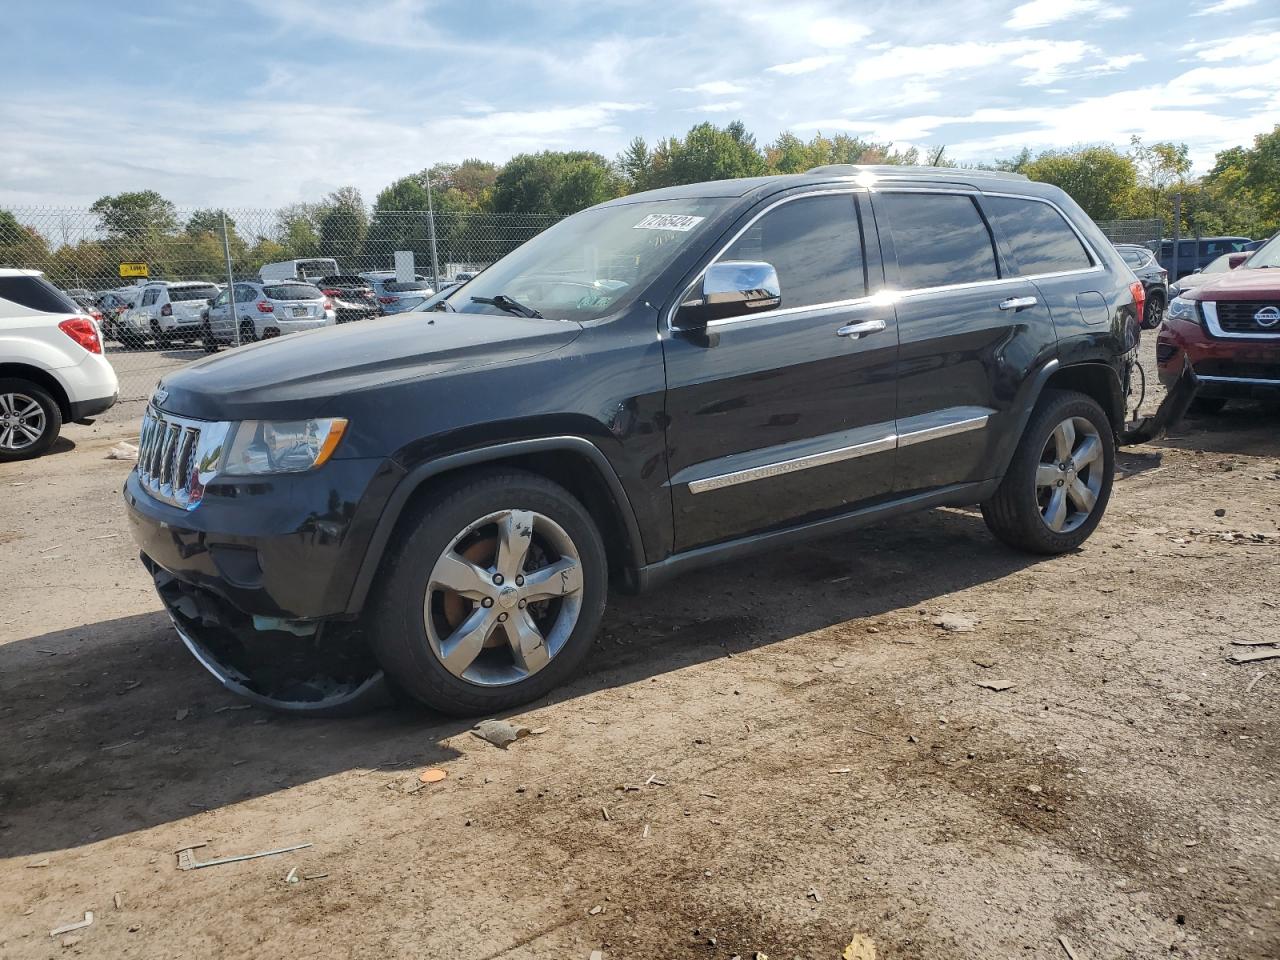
[806,164,1029,182]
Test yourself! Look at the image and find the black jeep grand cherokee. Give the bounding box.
[125,165,1140,716]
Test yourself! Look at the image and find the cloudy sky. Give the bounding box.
[2,0,1277,209]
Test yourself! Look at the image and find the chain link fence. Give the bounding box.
[1,206,561,401]
[1095,218,1164,250]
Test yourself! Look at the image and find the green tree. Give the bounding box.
[0,210,51,269]
[275,202,323,258]
[318,186,368,263]
[89,190,178,239]
[490,151,622,215]
[647,122,767,189]
[617,137,653,190]
[1021,146,1141,221]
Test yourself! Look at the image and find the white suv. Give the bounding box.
[0,269,118,460]
[121,280,222,347]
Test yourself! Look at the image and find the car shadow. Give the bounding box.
[1150,402,1280,458]
[0,506,1048,858]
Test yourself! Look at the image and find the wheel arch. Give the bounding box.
[0,362,71,420]
[344,436,647,615]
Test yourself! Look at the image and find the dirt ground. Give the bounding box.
[1,340,1278,960]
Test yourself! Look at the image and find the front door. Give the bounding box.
[662,190,899,552]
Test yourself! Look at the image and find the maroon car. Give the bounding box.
[1157,233,1280,414]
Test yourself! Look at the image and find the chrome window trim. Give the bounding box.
[1201,301,1280,340]
[687,406,993,494]
[667,187,1107,334]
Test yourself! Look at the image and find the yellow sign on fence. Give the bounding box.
[118,262,148,278]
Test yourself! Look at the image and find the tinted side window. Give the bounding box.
[879,193,998,289]
[719,194,865,309]
[0,275,78,313]
[235,284,256,303]
[983,196,1092,275]
[1178,240,1196,259]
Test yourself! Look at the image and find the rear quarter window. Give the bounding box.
[982,196,1093,276]
[879,193,998,289]
[0,275,78,314]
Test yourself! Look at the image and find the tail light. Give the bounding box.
[91,309,103,322]
[321,288,340,296]
[1130,280,1146,327]
[256,300,274,313]
[377,295,396,304]
[161,303,172,317]
[59,317,103,354]
[323,300,334,311]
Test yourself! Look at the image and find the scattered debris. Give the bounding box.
[113,892,123,911]
[1230,639,1277,647]
[1214,508,1227,517]
[101,740,137,751]
[807,887,822,902]
[850,726,886,740]
[107,442,139,460]
[530,727,549,735]
[303,872,328,880]
[1057,935,1079,960]
[50,912,94,938]
[1246,673,1266,694]
[590,951,604,960]
[174,708,189,721]
[1230,649,1280,665]
[176,841,311,871]
[1010,616,1040,622]
[934,614,976,633]
[644,773,667,787]
[842,934,876,960]
[27,858,49,868]
[976,680,1015,692]
[471,718,532,748]
[213,704,252,714]
[588,905,603,916]
[418,768,448,784]
[828,768,853,774]
[1027,784,1043,794]
[972,657,997,669]
[642,824,651,839]
[285,866,299,884]
[601,807,611,822]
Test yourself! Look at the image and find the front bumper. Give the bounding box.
[123,456,404,619]
[1157,317,1280,399]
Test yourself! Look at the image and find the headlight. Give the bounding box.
[222,418,348,475]
[1166,297,1198,322]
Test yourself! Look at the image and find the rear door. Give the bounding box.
[871,190,1055,496]
[663,190,899,551]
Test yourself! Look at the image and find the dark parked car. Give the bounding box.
[1115,244,1168,328]
[317,274,381,323]
[125,165,1140,717]
[1155,236,1251,280]
[1157,231,1280,414]
[1168,251,1249,301]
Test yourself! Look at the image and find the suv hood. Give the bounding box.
[1185,268,1280,301]
[155,311,582,421]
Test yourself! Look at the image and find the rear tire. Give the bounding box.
[201,321,219,353]
[1145,291,1165,329]
[0,379,62,462]
[367,468,608,716]
[981,389,1114,555]
[1189,396,1227,416]
[238,321,257,345]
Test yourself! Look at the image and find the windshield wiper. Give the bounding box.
[470,294,542,319]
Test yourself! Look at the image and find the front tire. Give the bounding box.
[0,379,62,462]
[368,468,608,716]
[981,389,1115,554]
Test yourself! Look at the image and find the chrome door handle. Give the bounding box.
[836,319,887,338]
[999,296,1038,311]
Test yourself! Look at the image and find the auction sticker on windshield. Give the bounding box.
[633,214,705,232]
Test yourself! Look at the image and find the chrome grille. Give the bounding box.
[1214,300,1280,334]
[136,408,231,510]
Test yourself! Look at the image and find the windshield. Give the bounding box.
[1244,233,1280,269]
[448,198,730,321]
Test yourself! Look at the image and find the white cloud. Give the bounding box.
[1189,31,1280,63]
[766,55,841,76]
[1006,0,1128,30]
[1193,0,1255,13]
[852,39,1095,86]
[1095,53,1146,73]
[808,16,871,48]
[677,81,749,96]
[684,101,746,114]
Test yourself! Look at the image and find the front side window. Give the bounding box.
[717,193,865,309]
[879,192,999,289]
[213,289,229,306]
[983,196,1093,276]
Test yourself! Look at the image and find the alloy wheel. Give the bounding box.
[0,393,46,451]
[1034,416,1103,534]
[424,508,584,686]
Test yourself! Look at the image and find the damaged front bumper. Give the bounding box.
[145,555,390,715]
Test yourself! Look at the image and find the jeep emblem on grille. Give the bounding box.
[152,387,169,406]
[1255,305,1280,328]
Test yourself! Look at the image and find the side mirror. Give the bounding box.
[1227,253,1248,269]
[206,298,215,305]
[674,260,781,329]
